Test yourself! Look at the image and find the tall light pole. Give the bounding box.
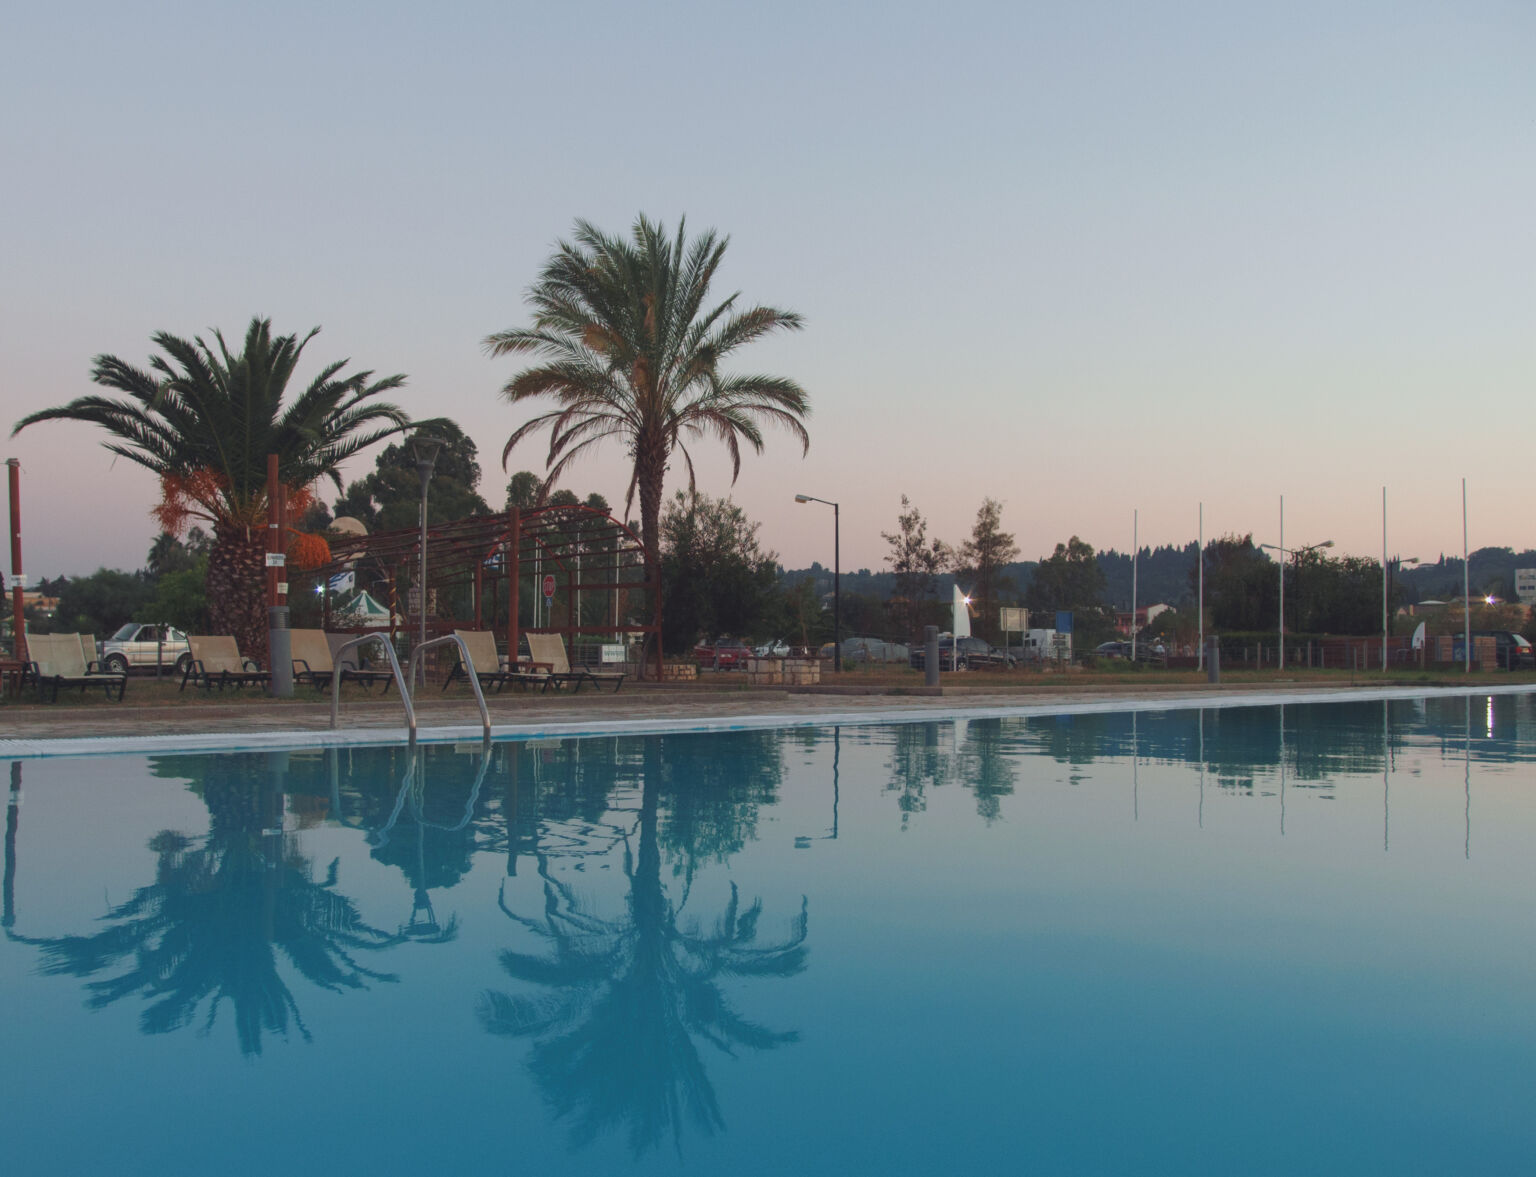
[412,434,442,687]
[795,493,840,672]
[1261,528,1333,669]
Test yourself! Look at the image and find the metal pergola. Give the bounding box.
[309,505,663,680]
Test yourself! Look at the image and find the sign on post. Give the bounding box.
[542,573,556,600]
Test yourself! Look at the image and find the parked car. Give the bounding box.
[1452,630,1535,670]
[909,635,996,671]
[1092,639,1167,663]
[754,638,791,657]
[694,637,753,670]
[100,623,193,675]
[837,636,911,664]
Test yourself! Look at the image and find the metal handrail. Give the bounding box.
[408,633,491,742]
[331,633,416,736]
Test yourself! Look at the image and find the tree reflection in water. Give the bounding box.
[481,735,808,1157]
[6,752,401,1056]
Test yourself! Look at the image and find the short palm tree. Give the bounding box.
[484,216,809,655]
[13,317,414,661]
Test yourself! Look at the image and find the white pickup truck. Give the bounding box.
[99,623,192,674]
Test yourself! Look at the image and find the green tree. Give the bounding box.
[1196,534,1275,631]
[54,568,155,637]
[504,469,542,511]
[882,496,951,639]
[13,318,416,662]
[485,216,809,664]
[1025,536,1113,647]
[136,564,209,633]
[954,497,1019,643]
[660,490,779,651]
[333,419,489,532]
[145,527,207,578]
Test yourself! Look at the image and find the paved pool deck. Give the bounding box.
[3,679,1532,758]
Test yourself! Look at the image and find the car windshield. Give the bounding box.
[110,624,139,640]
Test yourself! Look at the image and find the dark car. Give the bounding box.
[1453,630,1535,670]
[693,637,753,670]
[1093,639,1166,663]
[909,635,1001,671]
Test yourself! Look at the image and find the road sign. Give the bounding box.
[542,574,556,599]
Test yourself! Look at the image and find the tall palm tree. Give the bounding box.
[12,317,415,660]
[484,216,809,660]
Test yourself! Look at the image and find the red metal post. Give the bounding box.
[266,455,280,608]
[277,484,288,606]
[7,459,24,664]
[507,507,520,664]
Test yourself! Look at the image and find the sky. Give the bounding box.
[3,0,1531,580]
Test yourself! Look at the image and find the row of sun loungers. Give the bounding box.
[442,630,625,694]
[21,629,621,701]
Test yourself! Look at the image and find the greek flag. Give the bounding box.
[328,571,355,593]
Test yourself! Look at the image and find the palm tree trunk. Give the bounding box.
[635,437,667,680]
[208,521,269,666]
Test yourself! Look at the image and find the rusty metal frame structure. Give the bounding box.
[310,505,663,680]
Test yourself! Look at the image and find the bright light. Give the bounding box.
[1485,595,1497,605]
[315,584,324,594]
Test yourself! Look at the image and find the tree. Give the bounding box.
[137,565,209,634]
[954,497,1019,642]
[333,419,489,532]
[660,490,779,651]
[53,568,155,637]
[13,318,415,662]
[1025,536,1106,614]
[882,496,951,639]
[1195,534,1275,631]
[505,470,542,511]
[485,216,808,666]
[1025,536,1113,646]
[145,528,207,578]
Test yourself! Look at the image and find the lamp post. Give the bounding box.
[794,493,840,673]
[1260,536,1333,669]
[412,434,442,687]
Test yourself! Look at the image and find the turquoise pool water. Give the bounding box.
[2,695,1534,1175]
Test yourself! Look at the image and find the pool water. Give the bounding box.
[3,695,1534,1176]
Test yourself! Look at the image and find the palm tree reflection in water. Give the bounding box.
[481,735,809,1157]
[7,752,401,1056]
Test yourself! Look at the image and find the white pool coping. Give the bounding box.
[2,682,1532,760]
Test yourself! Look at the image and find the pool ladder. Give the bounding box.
[329,633,491,743]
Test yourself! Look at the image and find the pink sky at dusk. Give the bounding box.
[4,1,1530,582]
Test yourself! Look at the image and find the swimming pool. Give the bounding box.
[3,694,1533,1175]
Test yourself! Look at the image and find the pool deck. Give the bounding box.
[3,678,1532,758]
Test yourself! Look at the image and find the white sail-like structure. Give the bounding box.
[953,584,971,639]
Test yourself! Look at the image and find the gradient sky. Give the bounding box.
[3,1,1531,581]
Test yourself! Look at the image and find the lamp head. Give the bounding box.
[794,494,811,503]
[411,432,443,474]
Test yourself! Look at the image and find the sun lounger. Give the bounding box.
[290,629,395,693]
[442,630,521,693]
[525,633,625,694]
[180,636,271,692]
[24,632,127,702]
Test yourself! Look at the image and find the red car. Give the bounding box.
[693,637,752,669]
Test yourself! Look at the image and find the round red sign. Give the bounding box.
[542,574,556,599]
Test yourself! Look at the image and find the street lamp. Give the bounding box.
[412,433,442,687]
[1259,538,1333,669]
[794,493,840,673]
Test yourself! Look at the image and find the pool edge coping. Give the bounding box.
[2,682,1532,759]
